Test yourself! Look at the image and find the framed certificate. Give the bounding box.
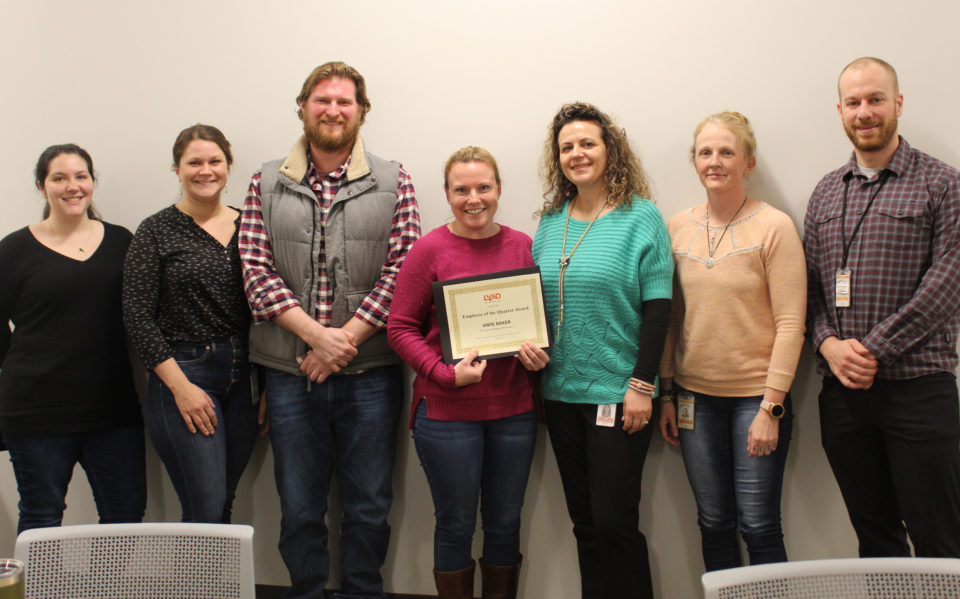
[432,266,551,364]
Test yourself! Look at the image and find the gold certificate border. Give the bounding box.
[439,271,549,361]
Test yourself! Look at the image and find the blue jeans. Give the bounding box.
[266,365,402,599]
[678,389,793,571]
[146,337,259,523]
[6,427,146,534]
[412,401,537,572]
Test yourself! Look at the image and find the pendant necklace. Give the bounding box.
[557,196,608,333]
[704,196,748,269]
[52,220,95,256]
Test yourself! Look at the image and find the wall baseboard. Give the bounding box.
[256,585,440,599]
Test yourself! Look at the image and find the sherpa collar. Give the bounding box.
[278,135,371,185]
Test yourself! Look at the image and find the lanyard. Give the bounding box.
[557,198,607,333]
[840,170,890,268]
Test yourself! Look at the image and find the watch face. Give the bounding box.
[770,403,785,418]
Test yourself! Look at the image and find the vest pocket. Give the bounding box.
[345,290,371,314]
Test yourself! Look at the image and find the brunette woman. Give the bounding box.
[0,144,145,533]
[531,104,673,599]
[123,124,259,523]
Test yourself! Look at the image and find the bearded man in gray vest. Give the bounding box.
[240,61,420,599]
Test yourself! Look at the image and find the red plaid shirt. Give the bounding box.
[239,153,420,329]
[804,137,960,379]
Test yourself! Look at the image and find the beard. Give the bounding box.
[844,115,898,153]
[304,117,360,153]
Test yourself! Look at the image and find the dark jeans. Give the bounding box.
[6,426,146,534]
[819,374,960,557]
[678,389,792,571]
[146,337,259,523]
[412,401,537,572]
[546,400,654,599]
[266,365,402,599]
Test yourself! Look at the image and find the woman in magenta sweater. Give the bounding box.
[388,146,549,599]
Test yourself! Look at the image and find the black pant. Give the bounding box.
[546,400,654,599]
[819,374,960,557]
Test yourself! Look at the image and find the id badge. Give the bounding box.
[835,268,851,308]
[677,392,695,430]
[596,403,616,427]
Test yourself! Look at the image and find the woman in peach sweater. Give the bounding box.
[658,111,806,571]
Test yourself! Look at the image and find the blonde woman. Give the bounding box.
[388,147,549,599]
[659,112,806,571]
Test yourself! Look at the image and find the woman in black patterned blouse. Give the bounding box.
[123,124,260,523]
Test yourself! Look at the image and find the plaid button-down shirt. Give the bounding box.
[804,136,960,380]
[239,154,420,329]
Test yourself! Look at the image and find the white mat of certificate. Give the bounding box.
[432,266,551,364]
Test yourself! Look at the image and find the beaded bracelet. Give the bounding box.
[628,378,656,396]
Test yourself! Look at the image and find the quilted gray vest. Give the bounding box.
[249,150,402,375]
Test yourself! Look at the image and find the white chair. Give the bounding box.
[14,522,255,599]
[702,557,960,599]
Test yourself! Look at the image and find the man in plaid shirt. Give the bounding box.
[239,62,420,598]
[804,57,960,558]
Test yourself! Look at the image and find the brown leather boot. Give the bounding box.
[434,560,476,599]
[479,555,522,599]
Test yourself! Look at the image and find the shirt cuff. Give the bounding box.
[861,330,899,366]
[253,297,301,323]
[356,299,388,329]
[810,324,837,356]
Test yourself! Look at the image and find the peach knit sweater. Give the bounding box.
[660,202,807,396]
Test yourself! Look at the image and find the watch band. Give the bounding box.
[760,400,785,419]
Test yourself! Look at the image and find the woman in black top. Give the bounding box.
[123,124,259,523]
[0,144,145,533]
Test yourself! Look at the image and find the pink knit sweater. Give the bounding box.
[387,224,535,426]
[660,202,807,396]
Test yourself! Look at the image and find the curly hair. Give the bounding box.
[539,102,652,215]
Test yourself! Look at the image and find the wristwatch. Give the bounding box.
[760,400,785,419]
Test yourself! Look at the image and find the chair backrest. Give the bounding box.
[14,522,255,599]
[702,558,960,599]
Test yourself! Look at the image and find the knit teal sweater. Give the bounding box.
[532,197,673,404]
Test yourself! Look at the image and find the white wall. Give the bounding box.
[2,1,958,597]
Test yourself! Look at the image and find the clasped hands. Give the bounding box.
[819,336,878,389]
[298,326,358,383]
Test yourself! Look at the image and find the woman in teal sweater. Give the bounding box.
[531,102,673,599]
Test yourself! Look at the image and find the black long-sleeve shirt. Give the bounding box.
[122,205,251,370]
[0,223,142,438]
